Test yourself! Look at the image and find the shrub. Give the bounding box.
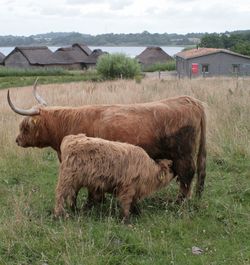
[96,53,141,79]
[143,60,176,72]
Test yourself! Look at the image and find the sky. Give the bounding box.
[0,0,250,36]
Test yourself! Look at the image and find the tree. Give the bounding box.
[232,41,250,56]
[199,33,224,48]
[96,53,141,79]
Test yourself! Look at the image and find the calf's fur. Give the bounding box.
[54,134,174,222]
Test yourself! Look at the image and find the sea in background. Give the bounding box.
[0,46,184,58]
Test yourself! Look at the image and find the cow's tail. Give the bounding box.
[196,108,207,198]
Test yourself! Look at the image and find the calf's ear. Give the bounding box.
[167,160,173,167]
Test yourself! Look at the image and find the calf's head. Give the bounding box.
[157,159,175,182]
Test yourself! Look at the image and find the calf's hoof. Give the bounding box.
[121,216,132,225]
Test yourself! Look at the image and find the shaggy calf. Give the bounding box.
[54,134,174,222]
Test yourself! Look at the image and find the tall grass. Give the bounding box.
[0,77,249,264]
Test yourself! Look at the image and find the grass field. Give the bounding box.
[0,67,102,89]
[0,77,249,264]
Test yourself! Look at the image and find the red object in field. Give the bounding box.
[192,63,199,74]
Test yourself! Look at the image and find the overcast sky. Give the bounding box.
[0,0,249,36]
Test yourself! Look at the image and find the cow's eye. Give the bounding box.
[22,127,29,134]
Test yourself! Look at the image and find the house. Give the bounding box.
[0,51,5,65]
[84,49,108,68]
[72,43,92,56]
[3,46,64,68]
[136,46,173,68]
[176,48,250,77]
[54,46,90,69]
[54,45,106,69]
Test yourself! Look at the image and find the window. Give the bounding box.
[232,64,240,73]
[201,64,209,73]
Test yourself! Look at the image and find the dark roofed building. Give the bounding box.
[3,44,103,69]
[54,46,90,69]
[176,48,250,77]
[136,46,172,68]
[85,49,108,68]
[0,51,5,65]
[72,43,92,56]
[3,46,62,68]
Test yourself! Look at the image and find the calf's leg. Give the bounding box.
[117,187,135,224]
[84,188,105,209]
[130,199,141,216]
[54,170,76,217]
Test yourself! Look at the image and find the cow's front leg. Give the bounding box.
[174,157,195,203]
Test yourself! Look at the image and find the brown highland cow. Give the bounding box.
[7,80,206,205]
[54,134,174,222]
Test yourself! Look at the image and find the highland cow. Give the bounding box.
[54,134,174,222]
[7,80,206,204]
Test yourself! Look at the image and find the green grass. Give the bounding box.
[0,67,71,77]
[143,61,176,72]
[0,150,249,265]
[1,77,250,264]
[0,68,102,89]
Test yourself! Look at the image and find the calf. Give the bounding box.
[54,134,174,222]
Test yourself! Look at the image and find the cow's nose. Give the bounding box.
[16,137,19,145]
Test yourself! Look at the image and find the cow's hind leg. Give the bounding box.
[174,157,195,203]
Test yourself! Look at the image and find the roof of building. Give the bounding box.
[136,46,173,65]
[54,46,89,63]
[0,51,5,63]
[85,49,108,64]
[4,46,61,65]
[72,43,92,56]
[176,48,250,60]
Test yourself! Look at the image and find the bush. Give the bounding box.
[143,60,176,72]
[96,53,141,79]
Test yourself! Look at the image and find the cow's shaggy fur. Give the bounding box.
[10,92,206,203]
[54,134,174,222]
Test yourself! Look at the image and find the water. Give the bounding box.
[0,46,184,57]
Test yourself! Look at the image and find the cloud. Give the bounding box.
[40,6,82,17]
[66,0,133,10]
[0,0,249,36]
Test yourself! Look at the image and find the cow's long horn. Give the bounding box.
[33,77,47,106]
[7,90,40,116]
